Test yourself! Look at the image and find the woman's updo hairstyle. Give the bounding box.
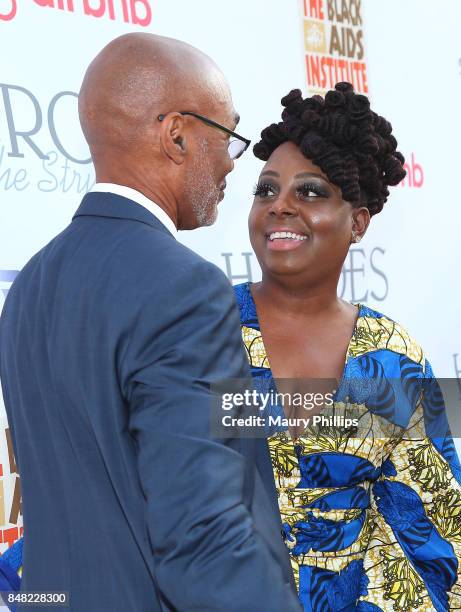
[253,82,406,216]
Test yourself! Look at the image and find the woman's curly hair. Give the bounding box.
[253,82,406,216]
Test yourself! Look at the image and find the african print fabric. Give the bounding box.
[234,281,461,612]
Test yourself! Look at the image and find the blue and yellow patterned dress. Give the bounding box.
[234,281,461,612]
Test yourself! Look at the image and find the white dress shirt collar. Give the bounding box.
[89,183,177,237]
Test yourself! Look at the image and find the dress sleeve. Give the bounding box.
[360,358,461,612]
[0,537,22,610]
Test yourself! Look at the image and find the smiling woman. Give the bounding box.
[233,83,461,612]
[250,141,364,276]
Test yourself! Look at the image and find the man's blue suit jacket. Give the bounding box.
[0,193,300,611]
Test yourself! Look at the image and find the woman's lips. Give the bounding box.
[265,230,309,251]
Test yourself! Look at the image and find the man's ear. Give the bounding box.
[158,113,187,164]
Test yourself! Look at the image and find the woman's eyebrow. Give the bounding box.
[258,171,326,179]
[294,172,324,179]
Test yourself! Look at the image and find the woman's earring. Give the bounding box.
[351,230,361,243]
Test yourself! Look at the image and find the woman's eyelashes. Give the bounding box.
[296,182,329,198]
[253,182,278,198]
[253,181,329,199]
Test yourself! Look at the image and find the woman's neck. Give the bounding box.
[252,275,345,319]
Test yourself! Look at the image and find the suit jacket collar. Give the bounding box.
[73,192,175,238]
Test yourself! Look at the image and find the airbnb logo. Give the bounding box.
[0,0,152,26]
[400,153,424,188]
[0,0,17,21]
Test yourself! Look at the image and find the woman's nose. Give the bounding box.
[268,198,297,217]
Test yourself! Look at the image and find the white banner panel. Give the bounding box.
[1,0,460,549]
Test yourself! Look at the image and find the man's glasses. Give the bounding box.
[158,111,251,160]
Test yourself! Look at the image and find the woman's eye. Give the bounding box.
[297,183,327,198]
[253,183,277,198]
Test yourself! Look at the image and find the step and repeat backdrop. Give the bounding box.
[0,0,460,552]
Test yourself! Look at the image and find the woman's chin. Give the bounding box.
[262,260,310,278]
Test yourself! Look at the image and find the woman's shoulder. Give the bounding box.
[232,282,258,326]
[353,302,427,370]
[232,281,249,303]
[355,302,389,321]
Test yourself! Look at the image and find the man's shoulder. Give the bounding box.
[5,216,231,314]
[65,209,223,283]
[128,229,226,283]
[3,230,65,298]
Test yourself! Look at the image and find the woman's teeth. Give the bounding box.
[268,231,307,241]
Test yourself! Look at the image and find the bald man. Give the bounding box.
[0,34,301,611]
